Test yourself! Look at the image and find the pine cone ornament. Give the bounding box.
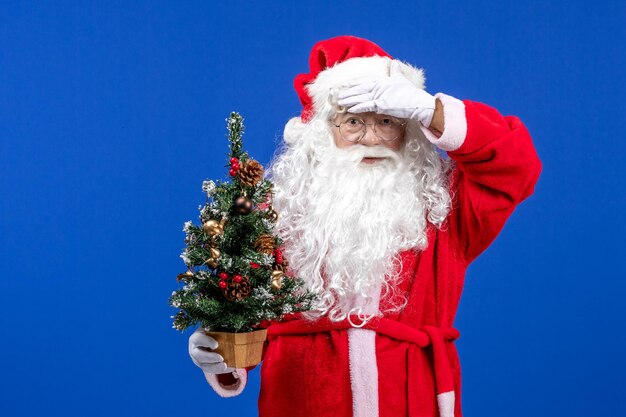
[237,159,264,187]
[254,234,275,255]
[222,276,252,301]
[273,259,288,272]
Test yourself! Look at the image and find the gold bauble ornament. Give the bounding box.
[203,218,226,237]
[271,269,284,280]
[176,270,194,282]
[205,247,221,269]
[210,247,221,259]
[271,278,283,291]
[202,219,219,234]
[268,208,278,222]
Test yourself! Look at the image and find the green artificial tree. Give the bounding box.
[169,112,316,334]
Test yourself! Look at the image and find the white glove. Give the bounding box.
[337,75,437,128]
[188,328,236,375]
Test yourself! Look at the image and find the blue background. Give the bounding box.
[1,1,624,416]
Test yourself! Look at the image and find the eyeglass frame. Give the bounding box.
[330,114,408,143]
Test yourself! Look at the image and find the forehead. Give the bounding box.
[333,111,396,121]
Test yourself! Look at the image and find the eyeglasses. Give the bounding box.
[331,114,407,143]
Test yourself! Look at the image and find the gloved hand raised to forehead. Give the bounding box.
[337,74,436,128]
[188,327,236,375]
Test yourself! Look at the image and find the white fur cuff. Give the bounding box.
[420,93,467,152]
[437,390,455,417]
[204,368,248,398]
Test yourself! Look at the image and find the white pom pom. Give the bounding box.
[283,116,306,145]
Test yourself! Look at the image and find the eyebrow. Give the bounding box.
[340,113,396,122]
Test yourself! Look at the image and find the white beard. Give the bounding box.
[268,119,450,326]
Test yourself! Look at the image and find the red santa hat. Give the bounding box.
[294,35,426,122]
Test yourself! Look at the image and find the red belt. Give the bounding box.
[267,315,460,417]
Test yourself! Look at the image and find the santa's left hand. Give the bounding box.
[337,75,436,128]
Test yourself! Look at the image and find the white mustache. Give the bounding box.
[338,145,402,162]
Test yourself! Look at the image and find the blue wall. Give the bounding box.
[1,1,624,416]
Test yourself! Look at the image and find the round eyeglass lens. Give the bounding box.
[340,117,364,142]
[376,118,405,141]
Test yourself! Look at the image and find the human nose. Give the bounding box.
[359,124,381,146]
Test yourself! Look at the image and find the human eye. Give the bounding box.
[378,116,402,127]
[345,117,362,126]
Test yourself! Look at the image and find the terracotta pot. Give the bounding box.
[203,328,268,368]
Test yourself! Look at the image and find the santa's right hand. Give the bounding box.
[188,328,236,374]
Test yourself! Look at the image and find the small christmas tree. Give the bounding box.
[169,112,316,335]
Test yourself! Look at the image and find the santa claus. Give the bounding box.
[188,35,542,417]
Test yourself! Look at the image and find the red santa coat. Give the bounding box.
[205,93,542,417]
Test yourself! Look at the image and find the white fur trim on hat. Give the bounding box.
[305,56,426,121]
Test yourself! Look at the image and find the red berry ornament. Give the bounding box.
[249,262,259,269]
[218,272,228,280]
[218,280,227,289]
[274,249,283,264]
[233,274,243,283]
[229,168,237,176]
